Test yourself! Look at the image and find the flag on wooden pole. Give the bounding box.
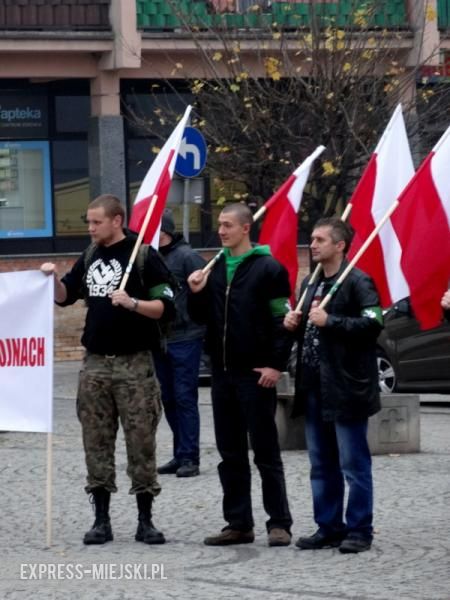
[348,104,415,307]
[391,126,450,329]
[258,146,325,301]
[128,106,192,248]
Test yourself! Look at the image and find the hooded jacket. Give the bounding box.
[159,233,206,343]
[188,249,292,373]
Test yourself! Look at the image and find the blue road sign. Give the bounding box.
[175,127,207,178]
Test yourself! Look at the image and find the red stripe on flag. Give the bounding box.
[259,194,298,303]
[391,152,450,329]
[264,175,297,211]
[348,154,393,307]
[128,149,175,244]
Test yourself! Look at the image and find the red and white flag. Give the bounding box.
[259,145,325,301]
[128,106,192,247]
[391,126,450,330]
[348,104,415,307]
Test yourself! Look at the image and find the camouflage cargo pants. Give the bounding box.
[77,350,162,496]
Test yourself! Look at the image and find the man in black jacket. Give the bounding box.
[155,209,206,478]
[188,203,293,547]
[40,194,175,546]
[284,217,383,554]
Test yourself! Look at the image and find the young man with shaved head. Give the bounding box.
[188,202,293,547]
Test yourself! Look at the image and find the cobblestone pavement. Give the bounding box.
[0,362,449,600]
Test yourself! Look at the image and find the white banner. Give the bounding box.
[0,270,53,432]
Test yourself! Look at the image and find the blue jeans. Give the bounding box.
[154,338,203,464]
[305,390,374,540]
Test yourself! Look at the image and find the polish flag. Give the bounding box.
[348,104,415,307]
[128,106,192,247]
[391,126,450,330]
[259,145,325,301]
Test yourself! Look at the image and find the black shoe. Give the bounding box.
[176,461,200,478]
[339,535,372,554]
[135,519,166,545]
[157,458,179,475]
[83,488,113,545]
[84,520,114,545]
[295,529,345,550]
[135,492,166,545]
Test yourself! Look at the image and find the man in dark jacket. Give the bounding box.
[284,217,383,554]
[187,202,293,547]
[40,194,175,546]
[154,209,206,478]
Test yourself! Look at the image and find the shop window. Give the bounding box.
[52,140,90,236]
[0,141,52,238]
[54,95,89,135]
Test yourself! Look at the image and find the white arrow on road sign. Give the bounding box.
[179,136,201,170]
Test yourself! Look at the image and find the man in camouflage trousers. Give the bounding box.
[41,194,175,546]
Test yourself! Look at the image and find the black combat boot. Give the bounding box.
[135,492,165,544]
[83,487,114,545]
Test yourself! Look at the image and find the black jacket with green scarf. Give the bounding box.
[188,247,292,373]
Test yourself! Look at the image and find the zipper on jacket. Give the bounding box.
[223,284,230,371]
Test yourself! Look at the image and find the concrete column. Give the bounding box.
[88,115,126,205]
[407,0,440,67]
[99,0,141,70]
[88,72,126,206]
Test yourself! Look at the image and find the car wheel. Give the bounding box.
[377,350,396,393]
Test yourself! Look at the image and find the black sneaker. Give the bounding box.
[339,535,372,554]
[157,458,179,475]
[295,529,345,550]
[176,461,200,478]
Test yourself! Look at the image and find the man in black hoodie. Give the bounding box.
[40,194,175,547]
[188,202,293,547]
[154,209,206,478]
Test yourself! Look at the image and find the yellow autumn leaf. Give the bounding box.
[343,62,352,72]
[212,52,223,62]
[426,6,436,21]
[322,161,338,176]
[230,84,240,92]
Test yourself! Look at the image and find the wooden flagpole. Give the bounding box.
[46,431,53,547]
[294,202,353,313]
[119,194,158,291]
[201,206,268,275]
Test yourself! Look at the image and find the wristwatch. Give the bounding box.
[130,297,139,311]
